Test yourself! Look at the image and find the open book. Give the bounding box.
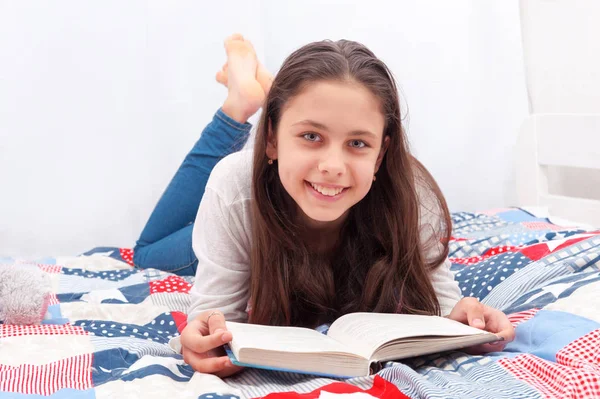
[225,312,500,378]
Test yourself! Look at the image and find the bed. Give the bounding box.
[3,1,600,398]
[2,207,600,398]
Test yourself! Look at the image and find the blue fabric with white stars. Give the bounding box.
[61,267,137,281]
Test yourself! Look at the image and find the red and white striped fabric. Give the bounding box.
[47,293,60,306]
[0,324,88,339]
[0,354,93,395]
[36,264,62,274]
[522,221,563,231]
[508,308,541,327]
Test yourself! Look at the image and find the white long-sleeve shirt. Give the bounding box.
[187,150,461,323]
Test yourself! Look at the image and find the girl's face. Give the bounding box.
[267,80,389,228]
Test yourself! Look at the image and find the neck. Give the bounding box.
[300,212,348,254]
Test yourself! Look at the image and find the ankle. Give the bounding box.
[222,97,253,124]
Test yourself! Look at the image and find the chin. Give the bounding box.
[302,207,348,225]
[308,213,341,223]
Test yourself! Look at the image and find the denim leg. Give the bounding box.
[133,108,252,275]
[133,224,198,275]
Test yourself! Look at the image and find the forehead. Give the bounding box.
[280,80,385,136]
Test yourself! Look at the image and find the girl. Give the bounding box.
[142,35,515,378]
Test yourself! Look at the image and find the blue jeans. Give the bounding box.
[133,109,252,275]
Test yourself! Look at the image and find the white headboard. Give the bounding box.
[516,1,600,227]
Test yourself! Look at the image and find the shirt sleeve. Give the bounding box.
[428,258,461,316]
[187,186,251,324]
[418,183,462,316]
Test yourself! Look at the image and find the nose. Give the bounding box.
[317,148,346,176]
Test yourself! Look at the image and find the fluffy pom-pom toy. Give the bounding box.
[0,263,51,325]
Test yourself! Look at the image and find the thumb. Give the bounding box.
[467,305,486,329]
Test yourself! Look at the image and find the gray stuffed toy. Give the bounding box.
[0,263,51,325]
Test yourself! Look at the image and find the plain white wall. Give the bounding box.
[0,1,265,256]
[521,0,600,114]
[1,1,529,257]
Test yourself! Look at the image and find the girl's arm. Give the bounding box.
[429,258,461,316]
[187,152,253,323]
[420,204,461,315]
[417,181,462,316]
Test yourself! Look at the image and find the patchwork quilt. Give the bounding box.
[1,208,600,398]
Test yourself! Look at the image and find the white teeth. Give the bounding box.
[310,183,344,196]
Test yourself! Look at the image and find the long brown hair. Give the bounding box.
[249,40,451,327]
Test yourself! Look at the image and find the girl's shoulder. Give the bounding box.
[205,150,254,204]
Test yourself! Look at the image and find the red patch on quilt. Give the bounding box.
[119,248,135,266]
[507,308,540,327]
[499,353,600,398]
[557,329,600,370]
[149,275,193,294]
[170,311,188,333]
[257,375,409,399]
[450,246,519,265]
[519,236,590,261]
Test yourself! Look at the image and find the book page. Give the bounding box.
[327,313,494,358]
[225,321,364,359]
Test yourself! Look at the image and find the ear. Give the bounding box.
[265,120,278,160]
[375,136,390,173]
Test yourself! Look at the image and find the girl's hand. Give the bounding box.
[447,297,516,353]
[180,310,243,377]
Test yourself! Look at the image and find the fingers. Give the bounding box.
[182,347,231,374]
[481,339,508,352]
[180,310,241,375]
[180,313,232,355]
[182,345,243,377]
[215,363,244,379]
[206,310,228,335]
[182,327,231,354]
[449,298,518,355]
[449,297,486,329]
[455,301,516,354]
[466,302,486,330]
[464,340,506,355]
[487,307,516,343]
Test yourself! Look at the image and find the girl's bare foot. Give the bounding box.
[216,62,273,96]
[219,34,268,123]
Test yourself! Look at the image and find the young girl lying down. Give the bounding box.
[134,34,515,377]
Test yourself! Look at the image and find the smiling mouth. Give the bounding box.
[306,181,349,197]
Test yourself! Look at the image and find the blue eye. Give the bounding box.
[349,139,366,148]
[302,133,321,142]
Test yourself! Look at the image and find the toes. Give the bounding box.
[224,33,244,46]
[216,63,228,85]
[243,38,256,52]
[215,70,227,85]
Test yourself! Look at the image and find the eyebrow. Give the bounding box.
[292,119,379,139]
